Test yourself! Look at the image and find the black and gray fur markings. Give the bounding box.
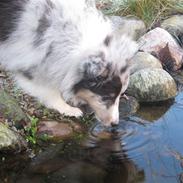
[18,65,38,80]
[82,53,106,79]
[19,69,32,80]
[104,35,112,47]
[21,70,33,80]
[120,65,128,74]
[33,0,56,46]
[0,0,27,41]
[46,0,55,9]
[42,43,54,62]
[74,75,122,108]
[34,13,51,46]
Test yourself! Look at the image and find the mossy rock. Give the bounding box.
[0,90,28,123]
[127,68,177,102]
[0,122,27,152]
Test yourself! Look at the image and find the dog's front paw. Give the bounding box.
[62,107,83,118]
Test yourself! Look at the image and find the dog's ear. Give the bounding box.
[81,52,108,79]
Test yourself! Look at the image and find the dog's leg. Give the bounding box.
[45,93,83,118]
[16,77,83,117]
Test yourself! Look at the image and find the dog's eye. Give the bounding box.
[102,95,111,101]
[102,94,116,101]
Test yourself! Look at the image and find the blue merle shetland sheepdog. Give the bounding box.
[0,0,138,126]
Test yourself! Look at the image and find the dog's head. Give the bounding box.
[73,34,138,126]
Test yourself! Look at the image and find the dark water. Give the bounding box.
[1,92,183,183]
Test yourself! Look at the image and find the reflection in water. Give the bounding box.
[136,100,173,121]
[15,132,145,183]
[0,92,183,183]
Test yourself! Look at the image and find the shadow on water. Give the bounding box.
[1,92,183,183]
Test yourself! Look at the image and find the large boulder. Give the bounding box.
[138,27,183,71]
[130,51,162,74]
[110,16,146,40]
[0,122,27,152]
[127,68,177,102]
[161,15,183,47]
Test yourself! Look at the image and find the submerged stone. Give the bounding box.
[137,101,173,121]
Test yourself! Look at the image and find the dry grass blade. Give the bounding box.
[97,0,183,28]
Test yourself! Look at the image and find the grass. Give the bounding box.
[25,116,39,145]
[97,0,183,28]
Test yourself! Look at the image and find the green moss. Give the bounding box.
[79,114,95,127]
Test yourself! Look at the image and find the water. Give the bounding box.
[1,92,183,183]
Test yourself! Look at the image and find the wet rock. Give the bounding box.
[37,120,83,141]
[119,96,139,118]
[95,131,112,140]
[170,69,183,92]
[131,51,162,74]
[139,27,183,71]
[137,101,173,121]
[110,16,146,40]
[127,68,177,102]
[161,15,183,47]
[0,90,28,125]
[0,122,27,152]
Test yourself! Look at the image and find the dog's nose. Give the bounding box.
[110,119,119,127]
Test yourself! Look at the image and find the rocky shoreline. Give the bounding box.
[1,14,183,153]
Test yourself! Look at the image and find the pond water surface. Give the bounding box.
[1,92,183,183]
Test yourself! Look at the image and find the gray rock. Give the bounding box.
[161,15,183,47]
[0,90,28,123]
[169,69,183,92]
[127,68,177,102]
[0,122,27,152]
[110,16,146,40]
[119,96,139,118]
[130,52,162,74]
[138,27,183,71]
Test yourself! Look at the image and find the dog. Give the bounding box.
[0,0,138,126]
